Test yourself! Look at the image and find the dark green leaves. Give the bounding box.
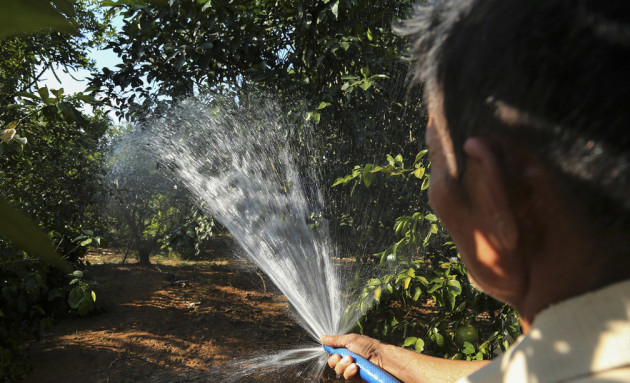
[0,0,76,39]
[38,86,50,102]
[331,0,340,19]
[67,286,84,309]
[67,285,96,315]
[0,198,71,273]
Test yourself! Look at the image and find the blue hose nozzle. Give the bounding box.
[323,345,400,383]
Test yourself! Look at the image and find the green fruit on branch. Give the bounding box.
[455,325,479,344]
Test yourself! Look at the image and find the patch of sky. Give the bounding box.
[41,16,124,124]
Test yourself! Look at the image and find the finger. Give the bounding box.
[334,355,354,377]
[343,363,359,381]
[328,353,341,369]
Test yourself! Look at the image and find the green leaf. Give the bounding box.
[446,289,456,310]
[403,337,417,347]
[427,284,441,294]
[201,0,212,12]
[330,0,339,18]
[52,0,76,17]
[414,150,428,164]
[412,287,422,301]
[332,177,348,187]
[72,270,84,278]
[373,286,381,303]
[366,28,373,41]
[462,341,475,355]
[386,154,395,165]
[74,93,96,103]
[0,198,70,273]
[16,92,39,100]
[431,331,445,349]
[38,87,50,101]
[447,279,462,294]
[317,101,330,109]
[413,167,425,179]
[68,286,84,309]
[424,213,438,222]
[421,174,430,190]
[363,172,375,187]
[77,290,94,315]
[0,0,76,39]
[414,338,424,353]
[80,238,92,246]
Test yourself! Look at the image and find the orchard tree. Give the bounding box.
[105,129,193,264]
[93,0,426,250]
[0,1,111,379]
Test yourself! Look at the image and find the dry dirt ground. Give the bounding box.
[23,249,334,383]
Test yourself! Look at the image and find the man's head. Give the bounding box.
[402,0,630,227]
[399,0,630,317]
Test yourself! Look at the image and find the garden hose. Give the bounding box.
[323,345,400,383]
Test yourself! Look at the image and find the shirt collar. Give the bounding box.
[463,279,630,383]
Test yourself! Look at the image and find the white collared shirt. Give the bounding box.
[458,279,630,382]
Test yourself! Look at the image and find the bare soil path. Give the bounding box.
[24,249,317,383]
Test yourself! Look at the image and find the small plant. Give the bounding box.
[67,270,97,316]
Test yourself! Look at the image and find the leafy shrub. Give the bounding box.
[161,207,215,259]
[337,152,521,360]
[0,226,100,381]
[0,254,65,380]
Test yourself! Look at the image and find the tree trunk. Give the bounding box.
[137,240,153,264]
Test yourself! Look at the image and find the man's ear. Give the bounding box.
[463,137,518,252]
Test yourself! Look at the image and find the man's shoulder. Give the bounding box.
[458,279,630,383]
[569,366,630,383]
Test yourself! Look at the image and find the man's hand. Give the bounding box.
[321,334,384,381]
[321,333,490,383]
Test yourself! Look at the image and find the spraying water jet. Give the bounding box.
[140,97,398,382]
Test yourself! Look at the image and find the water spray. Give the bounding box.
[140,97,397,381]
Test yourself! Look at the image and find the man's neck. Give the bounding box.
[516,227,630,335]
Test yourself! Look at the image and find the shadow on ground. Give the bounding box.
[25,251,323,382]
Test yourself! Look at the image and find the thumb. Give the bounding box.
[320,334,344,347]
[320,334,357,348]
